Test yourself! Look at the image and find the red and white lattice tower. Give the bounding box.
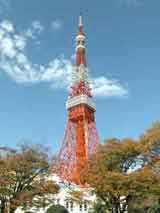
[57,16,99,185]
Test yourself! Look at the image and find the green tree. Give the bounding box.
[89,200,106,213]
[47,204,68,213]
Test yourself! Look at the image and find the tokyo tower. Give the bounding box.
[56,16,99,185]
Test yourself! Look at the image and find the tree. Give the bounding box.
[68,190,84,203]
[47,204,68,213]
[0,144,59,213]
[88,200,106,213]
[138,122,160,212]
[82,133,160,213]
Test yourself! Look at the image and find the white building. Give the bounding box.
[15,174,96,213]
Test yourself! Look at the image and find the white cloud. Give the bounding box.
[51,19,62,31]
[0,19,128,98]
[0,37,16,58]
[16,53,27,64]
[0,20,13,32]
[14,35,26,50]
[93,77,128,97]
[24,20,44,39]
[24,28,34,39]
[32,21,44,33]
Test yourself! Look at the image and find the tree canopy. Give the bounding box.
[0,144,59,213]
[82,122,160,213]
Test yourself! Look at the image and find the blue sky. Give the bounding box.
[0,0,160,152]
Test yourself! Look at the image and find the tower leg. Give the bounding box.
[54,118,99,185]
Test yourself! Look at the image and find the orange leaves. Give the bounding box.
[140,122,160,153]
[95,171,128,196]
[93,138,141,174]
[68,190,85,203]
[0,144,59,212]
[39,181,59,195]
[82,123,160,212]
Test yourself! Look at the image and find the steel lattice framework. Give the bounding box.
[54,16,99,185]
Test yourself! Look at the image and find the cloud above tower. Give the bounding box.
[0,19,128,98]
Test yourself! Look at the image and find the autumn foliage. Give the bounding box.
[0,144,59,213]
[82,122,160,213]
[1,122,160,213]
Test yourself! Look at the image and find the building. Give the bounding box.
[15,174,96,213]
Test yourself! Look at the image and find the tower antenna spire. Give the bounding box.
[79,14,83,26]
